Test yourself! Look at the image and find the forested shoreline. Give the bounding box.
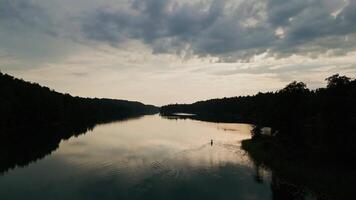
[0,72,158,131]
[0,72,158,173]
[161,74,356,162]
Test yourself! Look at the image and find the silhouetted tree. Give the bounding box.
[0,72,158,130]
[326,74,351,88]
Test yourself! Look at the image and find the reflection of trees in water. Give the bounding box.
[253,161,264,184]
[252,162,312,200]
[0,124,91,175]
[250,156,330,200]
[0,116,144,175]
[271,175,311,200]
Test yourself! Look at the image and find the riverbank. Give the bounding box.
[241,137,356,200]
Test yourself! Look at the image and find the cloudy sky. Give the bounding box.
[1,0,356,105]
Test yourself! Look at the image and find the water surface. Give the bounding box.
[0,115,313,200]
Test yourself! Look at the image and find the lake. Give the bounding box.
[0,114,319,200]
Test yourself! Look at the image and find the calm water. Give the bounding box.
[0,115,316,200]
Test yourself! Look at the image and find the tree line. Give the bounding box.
[161,74,356,161]
[0,72,158,131]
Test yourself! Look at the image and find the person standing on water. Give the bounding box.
[211,139,213,146]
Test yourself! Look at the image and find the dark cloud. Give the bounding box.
[82,0,225,49]
[0,0,57,36]
[1,0,356,62]
[266,0,309,26]
[0,0,83,70]
[81,0,356,60]
[269,1,355,41]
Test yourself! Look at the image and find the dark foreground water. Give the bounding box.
[0,115,319,200]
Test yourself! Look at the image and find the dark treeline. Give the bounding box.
[0,72,158,130]
[161,74,356,162]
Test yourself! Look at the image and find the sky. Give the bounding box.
[1,0,356,105]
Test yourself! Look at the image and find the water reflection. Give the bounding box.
[0,114,326,200]
[0,116,143,175]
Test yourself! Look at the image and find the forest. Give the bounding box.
[0,72,158,173]
[161,74,356,162]
[0,72,158,131]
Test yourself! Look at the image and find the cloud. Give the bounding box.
[80,0,273,59]
[267,0,356,57]
[0,0,87,70]
[0,0,58,36]
[79,0,356,60]
[1,0,356,106]
[2,0,356,63]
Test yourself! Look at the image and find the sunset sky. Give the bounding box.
[1,0,356,105]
